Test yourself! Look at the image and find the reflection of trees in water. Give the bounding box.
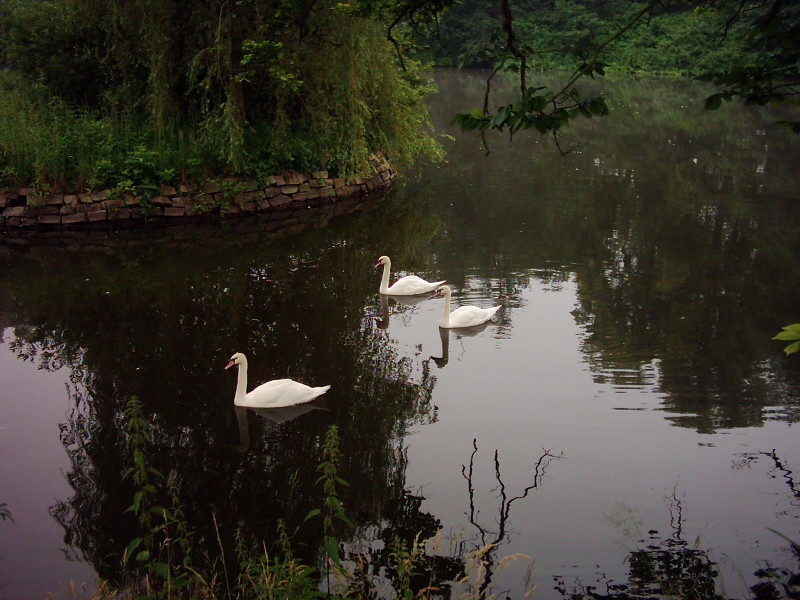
[332,480,465,598]
[409,72,800,434]
[0,194,450,584]
[554,472,800,600]
[571,183,800,432]
[327,439,562,599]
[737,449,800,519]
[555,521,800,600]
[455,440,562,598]
[555,489,720,600]
[51,378,111,567]
[734,450,800,599]
[575,149,800,431]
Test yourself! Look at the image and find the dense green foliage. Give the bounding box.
[430,0,798,144]
[1,0,796,191]
[0,0,444,190]
[421,0,755,75]
[774,324,800,356]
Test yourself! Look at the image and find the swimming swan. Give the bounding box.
[435,285,501,329]
[376,255,445,296]
[225,352,330,408]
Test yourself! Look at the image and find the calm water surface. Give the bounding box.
[1,70,800,599]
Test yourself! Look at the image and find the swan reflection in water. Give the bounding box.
[234,402,326,453]
[428,321,491,368]
[375,291,438,329]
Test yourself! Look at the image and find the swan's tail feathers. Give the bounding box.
[313,385,331,397]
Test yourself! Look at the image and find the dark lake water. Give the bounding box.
[1,69,800,599]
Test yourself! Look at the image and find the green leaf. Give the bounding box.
[123,537,143,565]
[774,331,800,341]
[134,449,145,471]
[588,98,608,116]
[450,113,466,127]
[136,549,151,562]
[323,541,341,566]
[525,95,547,113]
[131,490,144,513]
[151,562,171,580]
[784,341,800,356]
[490,106,510,129]
[150,506,170,519]
[172,576,193,589]
[773,323,800,339]
[304,508,322,522]
[335,512,354,527]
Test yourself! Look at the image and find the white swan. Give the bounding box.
[435,285,501,329]
[376,255,445,296]
[225,352,330,408]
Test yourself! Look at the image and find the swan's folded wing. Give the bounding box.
[257,378,294,389]
[389,275,444,295]
[450,305,498,327]
[247,379,318,408]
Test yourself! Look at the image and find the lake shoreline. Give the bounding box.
[0,154,395,233]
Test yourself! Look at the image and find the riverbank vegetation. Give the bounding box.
[0,1,444,192]
[112,399,475,600]
[0,0,797,192]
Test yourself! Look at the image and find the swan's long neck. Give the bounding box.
[439,290,451,327]
[379,260,391,294]
[234,362,249,404]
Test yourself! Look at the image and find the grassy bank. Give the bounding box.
[0,1,444,195]
[0,72,213,194]
[104,398,486,600]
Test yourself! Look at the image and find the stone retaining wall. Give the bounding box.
[0,155,395,231]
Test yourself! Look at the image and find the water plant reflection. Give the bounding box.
[453,439,563,598]
[736,450,800,518]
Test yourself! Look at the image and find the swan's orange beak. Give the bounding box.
[225,359,235,370]
[374,260,381,267]
[433,289,442,298]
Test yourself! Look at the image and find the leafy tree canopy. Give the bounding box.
[423,0,800,145]
[0,0,449,187]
